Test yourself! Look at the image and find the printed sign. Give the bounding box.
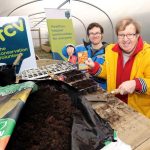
[0,16,37,73]
[78,51,88,70]
[45,8,76,60]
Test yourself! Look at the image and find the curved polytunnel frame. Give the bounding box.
[7,0,115,42]
[7,0,43,16]
[72,0,115,42]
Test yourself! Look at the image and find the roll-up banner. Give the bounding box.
[0,16,37,73]
[45,8,76,60]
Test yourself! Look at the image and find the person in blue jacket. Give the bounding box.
[62,22,108,90]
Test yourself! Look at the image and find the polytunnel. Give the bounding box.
[0,1,150,150]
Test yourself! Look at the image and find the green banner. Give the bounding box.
[47,19,76,60]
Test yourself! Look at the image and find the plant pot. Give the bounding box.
[0,65,16,86]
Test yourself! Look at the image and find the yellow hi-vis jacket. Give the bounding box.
[98,42,150,118]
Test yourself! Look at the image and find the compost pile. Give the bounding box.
[6,80,115,150]
[6,82,78,150]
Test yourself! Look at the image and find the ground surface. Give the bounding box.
[35,49,52,59]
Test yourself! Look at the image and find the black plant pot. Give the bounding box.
[0,65,16,86]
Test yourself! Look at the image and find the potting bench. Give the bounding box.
[85,91,150,150]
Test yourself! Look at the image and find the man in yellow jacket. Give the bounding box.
[85,17,150,118]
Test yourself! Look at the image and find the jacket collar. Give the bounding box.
[87,41,108,50]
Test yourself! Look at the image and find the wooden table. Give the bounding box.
[84,90,150,150]
[35,59,150,149]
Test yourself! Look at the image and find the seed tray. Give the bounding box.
[20,61,77,80]
[59,70,86,83]
[20,68,49,80]
[71,79,98,95]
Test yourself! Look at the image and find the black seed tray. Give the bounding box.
[60,70,85,83]
[71,79,98,95]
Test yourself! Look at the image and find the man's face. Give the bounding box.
[88,27,102,45]
[117,24,139,54]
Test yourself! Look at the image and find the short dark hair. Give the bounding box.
[115,17,141,35]
[87,22,104,35]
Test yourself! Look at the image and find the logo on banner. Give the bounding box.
[0,17,31,64]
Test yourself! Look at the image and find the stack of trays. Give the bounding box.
[71,79,98,95]
[57,70,98,95]
[20,62,77,80]
[58,70,86,83]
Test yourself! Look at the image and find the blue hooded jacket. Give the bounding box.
[62,42,108,90]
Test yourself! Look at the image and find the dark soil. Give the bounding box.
[6,82,80,150]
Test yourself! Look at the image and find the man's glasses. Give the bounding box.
[89,32,101,36]
[118,33,136,39]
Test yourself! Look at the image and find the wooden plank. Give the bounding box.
[134,138,150,150]
[85,91,150,149]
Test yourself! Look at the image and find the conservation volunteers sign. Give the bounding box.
[0,16,37,73]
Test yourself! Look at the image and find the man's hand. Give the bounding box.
[85,58,95,69]
[67,46,75,57]
[117,80,136,95]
